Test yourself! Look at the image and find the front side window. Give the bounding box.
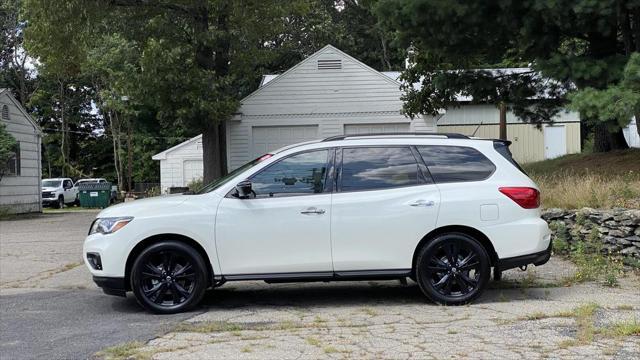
[250,150,329,198]
[340,147,423,192]
[63,180,73,188]
[417,145,495,183]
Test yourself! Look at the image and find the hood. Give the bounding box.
[42,187,59,192]
[96,194,191,218]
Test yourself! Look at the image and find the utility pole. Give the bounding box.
[499,102,507,140]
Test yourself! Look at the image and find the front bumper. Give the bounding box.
[496,239,552,271]
[93,276,127,297]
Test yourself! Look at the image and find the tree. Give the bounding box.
[22,0,328,184]
[570,53,640,143]
[374,0,640,151]
[0,0,37,105]
[0,121,17,181]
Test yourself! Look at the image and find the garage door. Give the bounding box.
[183,159,203,186]
[344,123,410,135]
[251,125,319,158]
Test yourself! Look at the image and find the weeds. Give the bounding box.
[551,220,624,287]
[96,341,148,360]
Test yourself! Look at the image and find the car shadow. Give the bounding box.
[197,280,546,311]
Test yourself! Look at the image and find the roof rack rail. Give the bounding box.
[321,132,469,142]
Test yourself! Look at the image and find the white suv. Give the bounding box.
[84,133,551,313]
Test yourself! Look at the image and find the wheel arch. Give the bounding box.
[124,233,214,291]
[411,225,498,277]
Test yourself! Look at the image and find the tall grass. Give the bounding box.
[531,171,640,209]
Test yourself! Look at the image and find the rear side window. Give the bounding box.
[340,147,425,191]
[417,146,495,183]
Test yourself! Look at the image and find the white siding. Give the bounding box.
[0,91,42,213]
[623,118,639,148]
[226,45,436,170]
[156,136,203,192]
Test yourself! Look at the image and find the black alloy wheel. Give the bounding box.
[131,241,207,314]
[416,233,490,305]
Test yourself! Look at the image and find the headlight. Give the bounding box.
[89,217,134,235]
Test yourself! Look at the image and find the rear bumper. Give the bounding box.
[93,276,127,297]
[496,239,552,271]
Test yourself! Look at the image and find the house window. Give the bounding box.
[6,142,20,176]
[1,105,9,120]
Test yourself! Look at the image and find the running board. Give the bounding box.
[219,269,412,283]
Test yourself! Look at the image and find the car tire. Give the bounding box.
[415,232,490,305]
[131,241,208,314]
[57,196,64,209]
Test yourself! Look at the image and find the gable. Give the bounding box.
[152,134,202,160]
[0,90,41,135]
[239,45,404,116]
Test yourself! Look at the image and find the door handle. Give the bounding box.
[409,200,435,207]
[300,207,326,215]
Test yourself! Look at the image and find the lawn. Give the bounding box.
[522,149,640,209]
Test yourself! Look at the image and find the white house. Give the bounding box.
[0,89,43,213]
[153,45,437,191]
[153,45,637,191]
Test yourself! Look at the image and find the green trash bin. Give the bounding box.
[78,182,112,208]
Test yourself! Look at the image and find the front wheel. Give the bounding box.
[57,196,64,209]
[131,241,208,314]
[415,233,490,305]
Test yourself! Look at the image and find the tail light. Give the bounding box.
[499,187,540,209]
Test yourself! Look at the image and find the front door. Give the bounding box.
[63,179,75,203]
[215,149,333,276]
[331,146,440,272]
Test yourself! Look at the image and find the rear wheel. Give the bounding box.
[416,233,490,305]
[131,241,208,314]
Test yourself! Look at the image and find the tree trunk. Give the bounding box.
[58,80,68,176]
[609,127,630,150]
[635,113,640,140]
[499,102,507,140]
[202,123,224,185]
[126,117,133,192]
[593,123,611,152]
[593,124,630,152]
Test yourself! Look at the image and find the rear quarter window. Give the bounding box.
[417,145,496,183]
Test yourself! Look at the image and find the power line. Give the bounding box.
[40,127,194,140]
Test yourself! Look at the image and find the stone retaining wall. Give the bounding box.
[542,208,640,258]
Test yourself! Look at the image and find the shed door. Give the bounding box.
[251,125,319,158]
[344,123,410,135]
[544,125,567,159]
[183,159,203,186]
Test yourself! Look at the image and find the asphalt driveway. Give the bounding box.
[1,211,638,360]
[0,211,196,360]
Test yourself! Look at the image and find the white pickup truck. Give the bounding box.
[41,178,79,208]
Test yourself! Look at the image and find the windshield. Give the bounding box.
[42,180,62,188]
[197,154,273,194]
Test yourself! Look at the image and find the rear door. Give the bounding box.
[330,146,441,272]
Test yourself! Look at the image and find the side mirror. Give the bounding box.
[235,180,253,199]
